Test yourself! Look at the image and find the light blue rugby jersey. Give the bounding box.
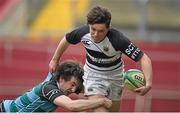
[3,72,60,112]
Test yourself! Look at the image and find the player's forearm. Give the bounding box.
[140,53,152,87]
[68,99,104,111]
[51,37,69,62]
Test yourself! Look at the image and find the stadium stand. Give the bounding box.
[0,0,20,22]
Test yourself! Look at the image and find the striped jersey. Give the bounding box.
[66,25,144,73]
[3,72,64,112]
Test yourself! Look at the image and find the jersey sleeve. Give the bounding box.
[41,82,64,103]
[65,25,89,44]
[123,41,144,62]
[108,29,144,62]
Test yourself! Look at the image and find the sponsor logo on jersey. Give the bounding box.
[125,43,141,60]
[82,40,91,46]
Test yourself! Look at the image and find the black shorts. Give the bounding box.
[0,101,5,112]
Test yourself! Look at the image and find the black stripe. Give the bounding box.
[126,77,139,88]
[86,48,115,58]
[86,55,121,67]
[86,62,122,72]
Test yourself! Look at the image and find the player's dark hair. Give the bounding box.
[54,60,84,94]
[87,6,111,28]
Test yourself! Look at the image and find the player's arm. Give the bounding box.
[49,37,70,72]
[53,95,112,112]
[135,53,152,95]
[41,82,112,111]
[117,36,152,95]
[49,26,86,72]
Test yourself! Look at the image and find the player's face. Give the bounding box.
[59,76,78,95]
[89,24,109,43]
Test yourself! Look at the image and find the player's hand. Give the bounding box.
[49,60,58,73]
[103,98,112,108]
[134,85,151,96]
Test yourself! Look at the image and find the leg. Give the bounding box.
[82,68,124,112]
[88,95,109,112]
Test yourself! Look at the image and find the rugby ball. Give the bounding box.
[124,69,145,92]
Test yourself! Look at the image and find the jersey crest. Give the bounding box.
[103,45,109,52]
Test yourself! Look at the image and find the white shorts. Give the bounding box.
[83,67,125,101]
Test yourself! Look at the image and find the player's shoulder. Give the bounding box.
[107,27,124,38]
[109,27,119,32]
[66,25,89,38]
[73,25,89,33]
[41,79,57,94]
[41,80,63,95]
[40,80,64,102]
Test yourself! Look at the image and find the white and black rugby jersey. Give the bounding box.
[66,25,144,73]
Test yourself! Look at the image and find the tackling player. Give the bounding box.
[0,60,112,112]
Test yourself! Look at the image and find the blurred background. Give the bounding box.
[0,0,180,112]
